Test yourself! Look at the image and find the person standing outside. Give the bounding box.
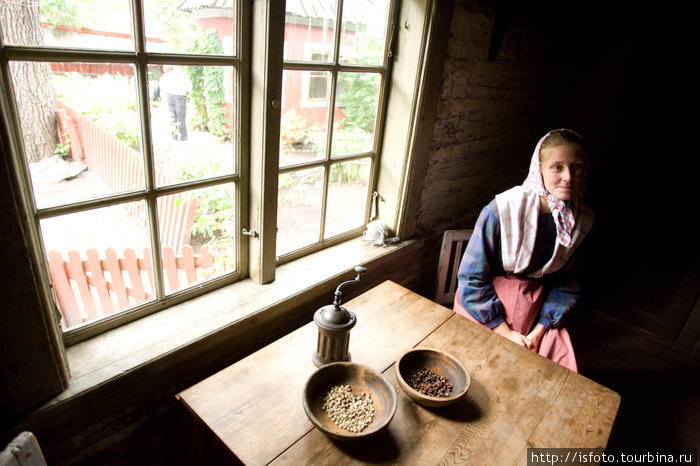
[159,65,192,141]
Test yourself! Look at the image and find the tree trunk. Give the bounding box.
[1,0,57,163]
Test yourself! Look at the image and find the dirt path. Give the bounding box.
[30,156,149,255]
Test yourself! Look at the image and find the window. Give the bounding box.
[279,0,392,260]
[308,52,331,101]
[1,0,244,340]
[2,0,444,412]
[0,0,414,343]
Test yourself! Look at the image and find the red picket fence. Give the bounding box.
[48,245,214,328]
[55,100,196,252]
[50,102,212,328]
[51,62,135,77]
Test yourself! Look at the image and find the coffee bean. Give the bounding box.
[405,368,453,397]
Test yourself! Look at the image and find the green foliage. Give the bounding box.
[147,0,198,48]
[337,72,380,133]
[53,73,140,149]
[149,68,163,82]
[41,0,81,28]
[54,134,71,158]
[113,121,140,149]
[330,159,370,184]
[177,157,235,260]
[189,185,234,240]
[332,122,373,156]
[186,29,231,140]
[308,121,373,159]
[345,31,384,64]
[336,31,383,132]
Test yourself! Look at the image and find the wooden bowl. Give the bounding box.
[395,348,470,407]
[303,362,397,440]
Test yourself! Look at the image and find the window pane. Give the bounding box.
[1,0,133,50]
[280,70,328,167]
[325,158,371,238]
[276,167,324,256]
[150,65,235,186]
[158,184,235,295]
[309,73,328,100]
[144,0,236,55]
[41,200,153,330]
[332,72,380,156]
[11,62,144,209]
[284,0,335,62]
[339,0,390,65]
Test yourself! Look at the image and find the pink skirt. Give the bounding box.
[453,275,578,372]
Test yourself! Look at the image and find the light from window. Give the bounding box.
[149,64,236,185]
[277,166,324,256]
[284,3,335,63]
[280,70,329,166]
[333,71,380,156]
[278,0,392,259]
[308,72,329,100]
[325,158,372,238]
[0,0,241,334]
[144,0,236,55]
[2,0,133,50]
[339,0,390,65]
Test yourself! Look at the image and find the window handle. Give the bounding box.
[387,20,397,58]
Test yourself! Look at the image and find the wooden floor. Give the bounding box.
[571,312,700,450]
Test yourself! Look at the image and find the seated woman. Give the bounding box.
[453,129,594,371]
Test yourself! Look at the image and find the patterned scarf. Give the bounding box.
[496,130,594,276]
[522,130,580,247]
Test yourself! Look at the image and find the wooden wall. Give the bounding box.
[417,0,627,238]
[413,0,698,355]
[1,0,697,463]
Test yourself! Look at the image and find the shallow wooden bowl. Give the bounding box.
[395,348,470,407]
[302,362,397,440]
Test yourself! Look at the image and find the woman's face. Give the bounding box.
[540,144,585,201]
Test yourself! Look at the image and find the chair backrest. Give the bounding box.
[0,432,47,466]
[434,229,473,306]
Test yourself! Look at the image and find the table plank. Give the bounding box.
[273,299,620,465]
[525,371,621,448]
[177,280,455,465]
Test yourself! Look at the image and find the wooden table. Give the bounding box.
[177,281,620,465]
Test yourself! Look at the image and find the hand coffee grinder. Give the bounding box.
[312,266,367,367]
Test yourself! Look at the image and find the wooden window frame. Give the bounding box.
[0,0,450,414]
[273,0,397,267]
[0,1,250,344]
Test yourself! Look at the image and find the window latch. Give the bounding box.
[387,20,397,58]
[370,191,384,221]
[242,228,258,238]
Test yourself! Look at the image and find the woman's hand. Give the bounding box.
[493,322,534,349]
[526,323,546,352]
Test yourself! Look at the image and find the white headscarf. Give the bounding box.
[495,129,594,277]
[522,129,583,247]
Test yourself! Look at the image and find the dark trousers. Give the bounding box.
[166,94,188,141]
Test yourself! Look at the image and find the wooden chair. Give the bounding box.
[434,229,473,306]
[0,432,46,466]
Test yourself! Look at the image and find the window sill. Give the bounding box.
[48,236,420,407]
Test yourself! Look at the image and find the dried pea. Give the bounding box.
[321,384,375,433]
